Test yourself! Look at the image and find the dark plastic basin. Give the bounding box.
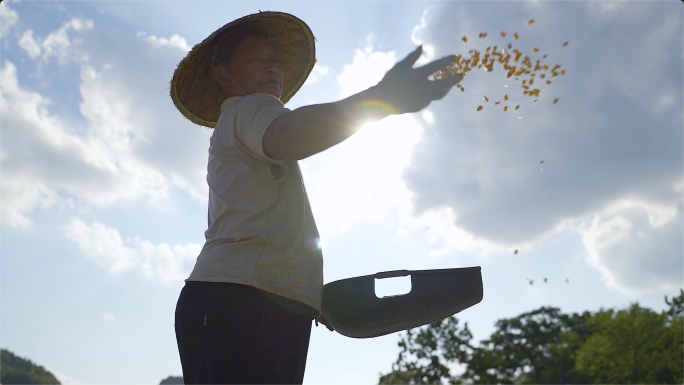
[322,266,483,338]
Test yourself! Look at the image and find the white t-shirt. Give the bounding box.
[186,93,323,319]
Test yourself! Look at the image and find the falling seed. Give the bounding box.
[500,32,507,37]
[484,96,489,101]
[539,160,544,164]
[462,36,468,44]
[513,33,520,40]
[542,54,548,59]
[503,106,508,111]
[515,105,520,110]
[507,43,512,50]
[504,94,509,101]
[514,249,519,254]
[546,80,552,85]
[495,101,501,105]
[532,47,539,53]
[563,41,569,46]
[477,105,483,111]
[528,18,535,25]
[553,98,559,104]
[544,278,548,283]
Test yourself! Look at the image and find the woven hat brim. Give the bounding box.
[170,11,316,128]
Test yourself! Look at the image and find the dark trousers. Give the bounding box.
[175,281,313,384]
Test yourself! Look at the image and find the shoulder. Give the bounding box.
[240,93,286,109]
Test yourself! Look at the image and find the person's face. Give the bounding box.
[226,35,284,99]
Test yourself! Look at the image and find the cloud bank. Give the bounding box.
[64,218,200,283]
[1,14,213,227]
[399,1,682,293]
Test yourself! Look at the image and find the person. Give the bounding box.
[169,11,463,385]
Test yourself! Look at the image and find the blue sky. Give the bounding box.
[1,1,682,384]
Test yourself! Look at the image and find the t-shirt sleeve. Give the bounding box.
[232,93,292,164]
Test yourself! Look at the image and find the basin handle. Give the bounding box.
[375,270,411,279]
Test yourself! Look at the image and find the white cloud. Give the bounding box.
[18,30,41,59]
[0,60,169,227]
[136,31,191,52]
[588,0,631,14]
[303,114,422,238]
[302,62,331,87]
[336,33,397,99]
[1,18,215,227]
[101,312,116,321]
[50,369,84,385]
[0,1,19,40]
[410,6,436,66]
[64,218,201,283]
[579,198,683,294]
[421,110,434,125]
[19,17,94,65]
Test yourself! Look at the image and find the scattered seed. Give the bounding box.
[477,105,483,111]
[462,36,468,44]
[528,18,535,25]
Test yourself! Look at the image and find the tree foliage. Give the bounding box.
[379,289,683,384]
[1,348,61,385]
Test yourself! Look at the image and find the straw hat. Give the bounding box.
[169,11,316,128]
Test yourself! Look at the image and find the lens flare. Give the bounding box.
[358,99,400,115]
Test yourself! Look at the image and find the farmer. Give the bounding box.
[170,11,463,385]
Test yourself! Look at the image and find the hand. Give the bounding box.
[316,315,335,332]
[375,45,463,115]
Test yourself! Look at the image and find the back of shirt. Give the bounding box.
[186,93,323,319]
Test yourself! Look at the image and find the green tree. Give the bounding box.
[378,307,595,384]
[0,348,61,385]
[448,306,594,384]
[378,317,467,384]
[574,290,683,384]
[379,290,683,384]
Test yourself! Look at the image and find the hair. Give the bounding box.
[210,25,269,68]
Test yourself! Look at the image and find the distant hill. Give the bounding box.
[159,375,184,384]
[1,348,61,385]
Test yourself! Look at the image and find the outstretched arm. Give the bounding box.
[263,46,463,161]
